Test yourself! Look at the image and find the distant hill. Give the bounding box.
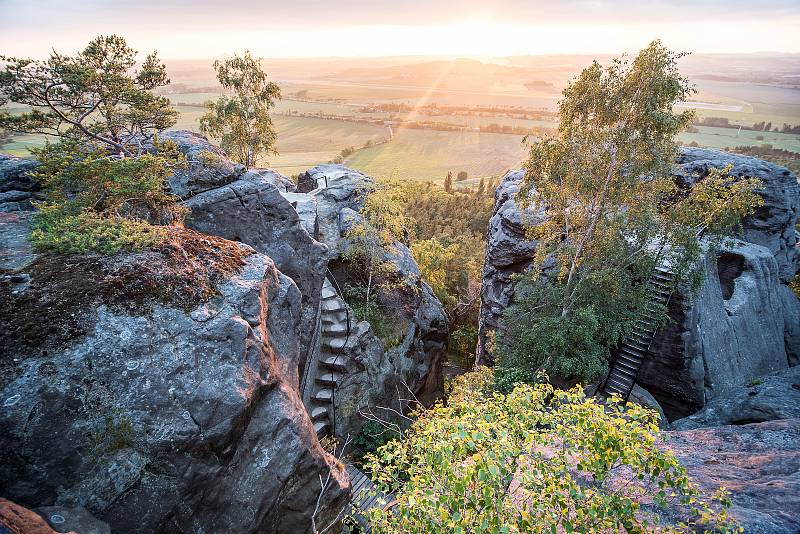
[327,58,558,93]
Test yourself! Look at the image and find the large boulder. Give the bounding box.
[671,366,800,430]
[477,148,800,419]
[676,147,800,282]
[0,154,41,212]
[666,419,800,533]
[638,240,797,419]
[183,168,328,370]
[0,228,348,533]
[155,130,246,199]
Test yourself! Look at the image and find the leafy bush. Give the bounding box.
[354,420,400,456]
[30,206,167,255]
[364,369,737,533]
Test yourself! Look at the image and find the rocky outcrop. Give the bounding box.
[183,165,328,369]
[671,366,800,430]
[156,130,246,199]
[476,169,541,365]
[0,154,40,212]
[478,148,800,420]
[667,419,800,533]
[639,240,796,419]
[297,165,448,440]
[676,147,800,282]
[0,230,348,533]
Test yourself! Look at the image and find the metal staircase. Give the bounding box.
[599,265,675,402]
[302,275,352,437]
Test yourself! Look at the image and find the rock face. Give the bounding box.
[671,366,800,430]
[296,165,449,439]
[476,169,541,365]
[183,165,328,370]
[157,130,246,199]
[0,232,348,532]
[639,240,797,419]
[477,148,800,419]
[667,419,800,533]
[0,154,41,212]
[676,147,800,283]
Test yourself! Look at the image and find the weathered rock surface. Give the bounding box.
[476,169,541,365]
[477,148,800,420]
[36,505,110,534]
[676,147,800,282]
[671,366,800,430]
[639,240,797,419]
[298,165,448,439]
[155,130,246,199]
[667,419,800,533]
[0,154,41,212]
[0,499,73,534]
[0,235,348,532]
[184,167,328,368]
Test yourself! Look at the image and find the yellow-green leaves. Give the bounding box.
[364,369,737,533]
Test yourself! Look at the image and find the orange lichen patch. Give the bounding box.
[0,227,254,385]
[0,498,69,534]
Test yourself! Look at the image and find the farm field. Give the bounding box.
[343,128,528,181]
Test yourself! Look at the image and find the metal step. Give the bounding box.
[321,355,347,371]
[311,406,329,420]
[321,286,338,300]
[321,300,344,313]
[314,388,333,403]
[324,337,347,351]
[317,373,341,386]
[323,322,348,335]
[314,421,328,436]
[322,311,348,324]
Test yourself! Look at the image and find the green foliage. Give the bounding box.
[200,50,281,167]
[364,368,738,533]
[30,207,167,255]
[342,284,403,348]
[354,420,400,455]
[497,278,610,384]
[0,35,177,155]
[28,138,184,254]
[502,41,763,380]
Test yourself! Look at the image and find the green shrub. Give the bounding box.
[343,284,403,348]
[354,420,400,455]
[364,368,737,533]
[28,138,184,254]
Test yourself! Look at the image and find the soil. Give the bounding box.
[0,227,253,385]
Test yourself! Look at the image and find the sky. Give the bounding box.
[1,0,799,59]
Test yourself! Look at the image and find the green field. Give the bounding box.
[677,125,800,152]
[344,128,528,181]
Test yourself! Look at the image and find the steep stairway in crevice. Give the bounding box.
[599,265,675,401]
[304,277,352,437]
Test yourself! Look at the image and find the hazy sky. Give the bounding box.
[1,0,798,58]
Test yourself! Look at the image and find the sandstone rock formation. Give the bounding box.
[0,154,40,212]
[296,165,449,440]
[478,148,800,420]
[0,229,348,533]
[671,366,800,430]
[667,419,800,533]
[182,160,328,369]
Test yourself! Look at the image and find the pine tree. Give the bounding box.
[477,177,485,195]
